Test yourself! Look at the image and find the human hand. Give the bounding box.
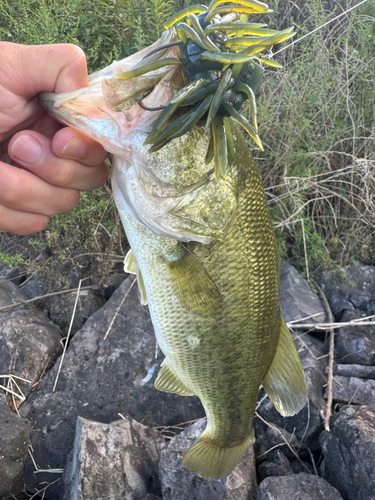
[0,42,109,235]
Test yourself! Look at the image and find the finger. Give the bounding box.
[0,161,79,216]
[8,131,109,191]
[52,127,109,167]
[0,204,49,236]
[1,42,88,97]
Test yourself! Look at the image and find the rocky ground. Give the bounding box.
[1,259,375,500]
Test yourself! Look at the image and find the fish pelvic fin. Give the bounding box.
[154,359,194,396]
[263,316,307,417]
[182,430,254,479]
[167,246,223,315]
[124,249,148,305]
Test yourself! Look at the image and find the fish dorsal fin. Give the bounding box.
[124,249,136,274]
[155,359,194,396]
[263,317,307,417]
[124,249,147,305]
[166,246,223,315]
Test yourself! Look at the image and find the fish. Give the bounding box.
[39,26,307,480]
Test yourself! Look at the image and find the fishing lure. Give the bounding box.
[117,0,295,179]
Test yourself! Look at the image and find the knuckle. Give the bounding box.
[2,171,25,206]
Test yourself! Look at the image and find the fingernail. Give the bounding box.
[60,137,87,159]
[11,136,42,164]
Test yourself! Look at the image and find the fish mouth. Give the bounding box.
[38,30,184,154]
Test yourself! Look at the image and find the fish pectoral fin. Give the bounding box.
[182,430,254,479]
[262,317,307,417]
[167,247,223,315]
[124,249,147,305]
[124,249,136,274]
[154,359,194,396]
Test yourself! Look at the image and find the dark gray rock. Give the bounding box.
[279,262,326,324]
[20,277,204,499]
[0,266,23,286]
[320,405,375,500]
[332,363,375,379]
[0,279,28,308]
[0,395,32,500]
[254,415,310,464]
[20,271,48,306]
[159,418,257,500]
[256,333,326,449]
[324,375,375,407]
[49,288,105,337]
[142,495,162,500]
[63,416,164,500]
[0,281,62,400]
[334,310,375,365]
[257,449,293,482]
[257,473,343,500]
[319,265,375,321]
[103,272,127,300]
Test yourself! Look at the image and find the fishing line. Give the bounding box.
[272,0,369,57]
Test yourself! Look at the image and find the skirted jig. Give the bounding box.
[116,0,295,180]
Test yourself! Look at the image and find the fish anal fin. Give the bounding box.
[124,249,147,305]
[263,317,307,417]
[154,360,194,396]
[182,430,254,479]
[124,249,136,274]
[167,247,223,315]
[136,266,148,306]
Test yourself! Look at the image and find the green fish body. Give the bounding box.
[39,35,306,479]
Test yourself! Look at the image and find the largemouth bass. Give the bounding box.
[40,27,306,479]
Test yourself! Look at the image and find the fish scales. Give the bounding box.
[117,127,279,448]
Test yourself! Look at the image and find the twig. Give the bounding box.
[301,219,309,281]
[314,281,335,431]
[288,312,324,324]
[255,411,310,472]
[286,319,375,330]
[104,278,136,340]
[0,285,98,313]
[0,383,25,401]
[53,280,82,392]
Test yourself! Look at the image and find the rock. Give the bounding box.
[0,281,63,400]
[334,310,375,365]
[142,495,162,500]
[103,272,127,300]
[320,405,375,500]
[254,416,310,464]
[257,449,293,482]
[0,395,32,500]
[324,375,375,407]
[0,279,28,308]
[279,262,326,325]
[20,271,48,306]
[256,334,326,449]
[49,288,105,337]
[63,416,164,500]
[20,277,204,499]
[159,419,257,500]
[0,266,23,286]
[257,473,343,500]
[332,364,375,379]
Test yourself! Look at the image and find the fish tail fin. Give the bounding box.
[182,430,254,479]
[263,316,307,417]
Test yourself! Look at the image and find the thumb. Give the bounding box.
[0,42,88,97]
